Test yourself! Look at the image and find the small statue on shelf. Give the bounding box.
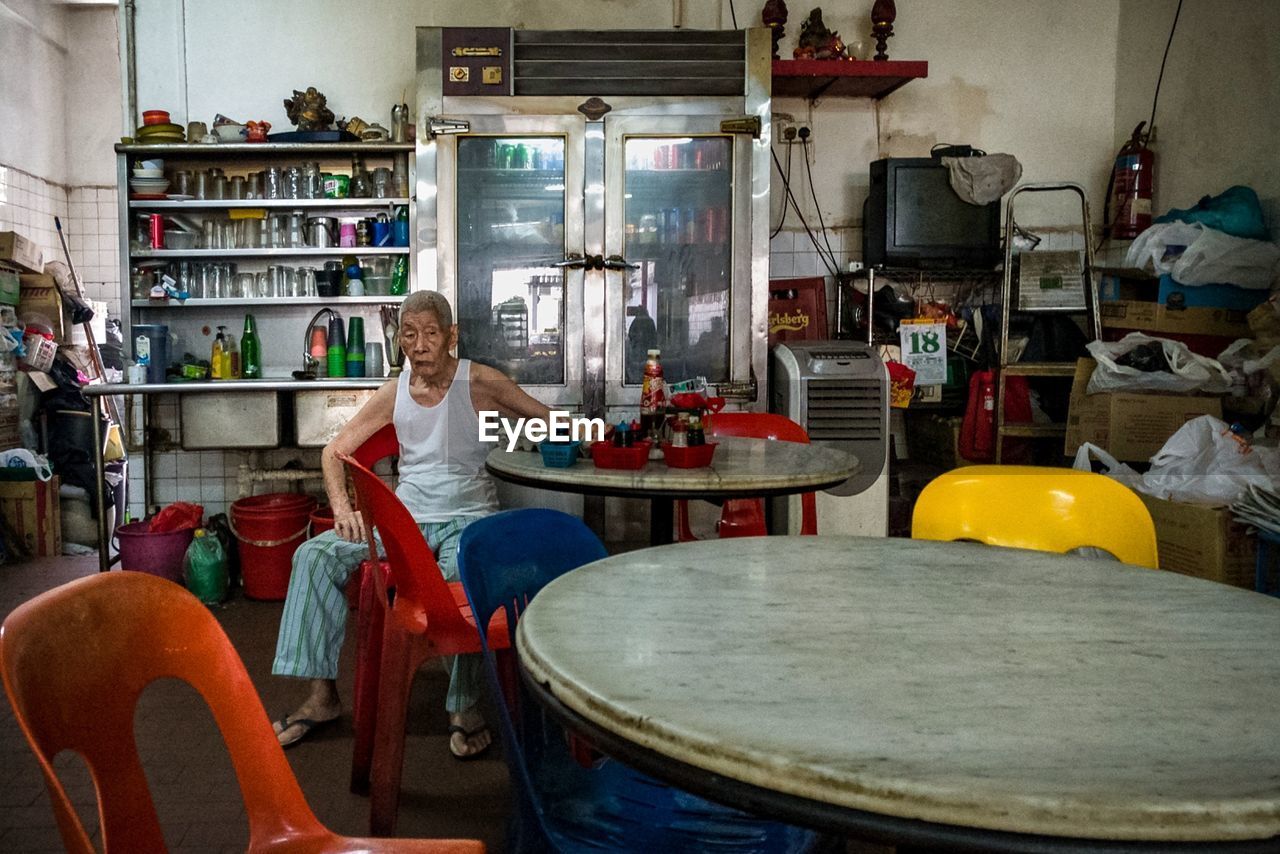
[793,8,846,60]
[244,120,271,143]
[282,87,334,131]
[762,0,788,60]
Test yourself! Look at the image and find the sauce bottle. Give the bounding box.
[640,349,665,439]
[210,326,227,380]
[224,331,241,379]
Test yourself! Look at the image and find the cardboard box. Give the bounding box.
[0,476,61,557]
[0,231,44,274]
[1064,359,1222,461]
[1138,493,1256,589]
[1157,274,1269,312]
[17,275,65,341]
[1101,299,1251,339]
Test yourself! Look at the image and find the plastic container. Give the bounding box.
[116,520,194,583]
[309,506,335,537]
[591,440,651,470]
[132,323,170,385]
[539,440,581,468]
[229,493,317,600]
[661,441,718,469]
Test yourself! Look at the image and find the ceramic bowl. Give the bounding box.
[132,168,165,179]
[213,124,246,142]
[142,110,171,126]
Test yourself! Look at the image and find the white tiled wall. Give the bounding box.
[124,394,326,521]
[0,164,120,315]
[769,226,861,337]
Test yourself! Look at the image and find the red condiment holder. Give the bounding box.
[661,442,717,469]
[590,440,651,470]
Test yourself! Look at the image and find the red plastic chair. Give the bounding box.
[347,424,401,801]
[342,454,511,837]
[0,572,484,854]
[674,412,819,541]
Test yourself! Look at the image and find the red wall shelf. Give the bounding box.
[772,59,928,100]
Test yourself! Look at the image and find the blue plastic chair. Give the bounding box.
[456,509,825,853]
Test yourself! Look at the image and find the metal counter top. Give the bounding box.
[83,377,392,395]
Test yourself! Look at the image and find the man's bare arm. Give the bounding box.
[321,380,396,541]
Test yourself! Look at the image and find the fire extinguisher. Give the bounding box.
[1106,121,1155,240]
[959,369,997,462]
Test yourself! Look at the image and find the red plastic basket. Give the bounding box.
[590,440,652,470]
[661,442,718,468]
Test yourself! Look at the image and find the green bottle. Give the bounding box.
[241,313,262,379]
[390,255,408,296]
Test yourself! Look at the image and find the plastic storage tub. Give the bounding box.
[539,440,581,468]
[591,440,651,470]
[661,442,718,468]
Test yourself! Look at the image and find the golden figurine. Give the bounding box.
[282,87,335,132]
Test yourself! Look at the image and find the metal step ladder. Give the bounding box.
[995,182,1101,462]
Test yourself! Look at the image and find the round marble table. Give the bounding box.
[517,536,1280,851]
[486,437,859,544]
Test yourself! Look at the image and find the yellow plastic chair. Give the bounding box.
[911,465,1159,568]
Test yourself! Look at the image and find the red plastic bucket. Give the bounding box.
[230,493,317,600]
[310,506,335,537]
[115,521,194,584]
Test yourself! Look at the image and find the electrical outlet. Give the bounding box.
[779,119,813,144]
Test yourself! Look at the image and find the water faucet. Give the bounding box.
[302,307,338,377]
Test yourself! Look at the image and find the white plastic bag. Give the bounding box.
[1085,333,1233,395]
[1071,442,1144,492]
[1139,415,1280,505]
[1124,222,1280,290]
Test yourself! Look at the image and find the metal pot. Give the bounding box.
[308,216,338,248]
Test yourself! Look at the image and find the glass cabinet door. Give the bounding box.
[604,117,750,407]
[441,117,585,405]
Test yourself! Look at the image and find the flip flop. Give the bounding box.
[274,712,337,750]
[447,723,493,760]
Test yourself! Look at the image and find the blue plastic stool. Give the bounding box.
[1255,530,1280,597]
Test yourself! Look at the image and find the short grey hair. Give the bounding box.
[400,290,453,328]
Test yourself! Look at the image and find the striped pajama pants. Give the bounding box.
[271,516,482,714]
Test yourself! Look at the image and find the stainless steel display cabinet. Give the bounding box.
[416,27,771,421]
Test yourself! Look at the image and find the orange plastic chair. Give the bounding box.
[0,571,484,854]
[342,454,511,837]
[911,465,1159,568]
[674,412,818,541]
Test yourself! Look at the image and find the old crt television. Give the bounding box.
[863,157,1001,268]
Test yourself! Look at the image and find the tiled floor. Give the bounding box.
[0,555,509,852]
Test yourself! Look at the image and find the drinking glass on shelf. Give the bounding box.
[265,167,282,200]
[178,261,193,297]
[255,271,273,298]
[230,175,246,200]
[297,266,317,297]
[202,219,218,249]
[200,262,218,298]
[246,171,262,200]
[194,171,208,200]
[372,167,391,199]
[220,220,235,249]
[284,166,303,200]
[211,175,228,201]
[303,162,322,199]
[232,273,254,300]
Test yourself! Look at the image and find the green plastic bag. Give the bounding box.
[183,529,229,605]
